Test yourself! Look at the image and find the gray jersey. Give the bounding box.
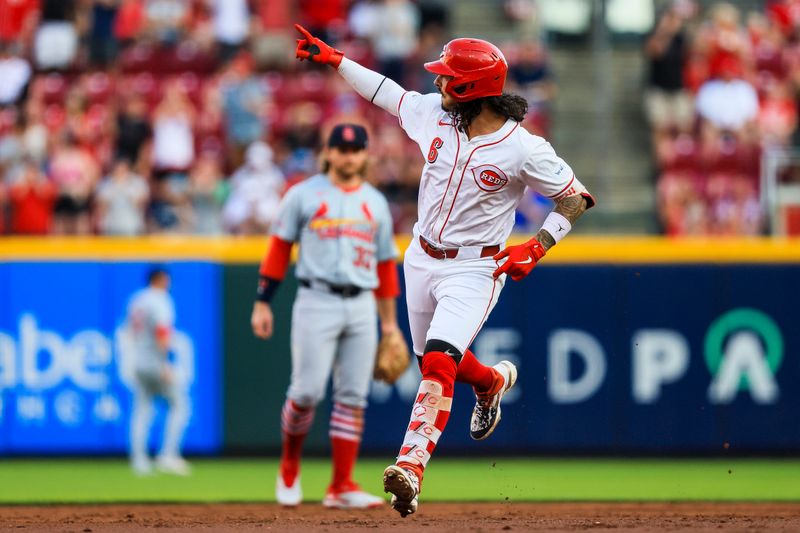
[126,287,175,371]
[272,174,398,288]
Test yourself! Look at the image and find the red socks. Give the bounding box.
[279,399,314,486]
[281,399,367,493]
[329,403,364,492]
[456,349,498,393]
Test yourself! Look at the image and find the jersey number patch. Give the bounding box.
[353,245,374,271]
[427,137,444,164]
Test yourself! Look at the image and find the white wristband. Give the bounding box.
[540,212,572,244]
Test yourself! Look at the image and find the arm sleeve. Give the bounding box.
[337,57,406,116]
[270,185,303,242]
[258,235,293,281]
[374,259,400,298]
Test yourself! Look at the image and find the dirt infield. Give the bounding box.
[1,502,799,532]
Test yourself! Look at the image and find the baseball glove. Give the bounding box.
[374,330,411,384]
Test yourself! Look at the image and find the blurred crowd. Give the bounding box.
[0,0,556,236]
[646,0,800,236]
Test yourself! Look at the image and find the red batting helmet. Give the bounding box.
[424,38,508,102]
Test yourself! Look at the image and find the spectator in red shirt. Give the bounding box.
[114,0,145,47]
[701,3,752,82]
[758,78,798,146]
[298,0,346,40]
[0,0,39,49]
[8,161,57,234]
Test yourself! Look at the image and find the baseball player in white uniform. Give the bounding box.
[294,26,596,517]
[126,268,191,476]
[251,124,402,509]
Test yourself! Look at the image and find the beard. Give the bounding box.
[331,161,367,180]
[439,90,455,111]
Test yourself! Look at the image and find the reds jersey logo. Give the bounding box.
[471,165,509,193]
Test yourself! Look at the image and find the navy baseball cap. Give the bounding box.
[328,124,368,149]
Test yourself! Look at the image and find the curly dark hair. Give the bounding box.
[448,93,528,131]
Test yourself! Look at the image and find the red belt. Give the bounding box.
[418,236,499,260]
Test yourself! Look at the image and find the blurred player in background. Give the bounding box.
[126,267,192,476]
[251,124,401,509]
[294,25,594,517]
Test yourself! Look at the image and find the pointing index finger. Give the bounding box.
[294,23,314,41]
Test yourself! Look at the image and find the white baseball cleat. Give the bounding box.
[470,360,517,441]
[276,474,302,507]
[383,465,419,518]
[130,456,153,476]
[323,487,384,509]
[155,454,192,476]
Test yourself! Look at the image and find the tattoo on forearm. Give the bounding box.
[554,195,587,224]
[535,195,587,251]
[535,228,556,251]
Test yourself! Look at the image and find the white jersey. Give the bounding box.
[126,287,174,370]
[397,92,578,247]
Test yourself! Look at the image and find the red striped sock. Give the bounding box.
[456,349,499,394]
[280,399,314,486]
[396,351,457,481]
[329,402,364,492]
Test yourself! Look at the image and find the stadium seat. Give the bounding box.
[119,43,156,73]
[40,73,69,105]
[175,72,202,107]
[663,134,701,173]
[84,72,115,104]
[0,108,18,135]
[43,104,66,132]
[124,73,162,109]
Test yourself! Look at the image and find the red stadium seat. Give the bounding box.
[86,104,110,131]
[40,73,68,105]
[124,73,162,109]
[663,134,701,173]
[196,135,224,158]
[119,43,156,73]
[175,72,202,107]
[43,104,66,132]
[84,72,115,104]
[297,70,333,104]
[0,108,18,135]
[263,71,285,94]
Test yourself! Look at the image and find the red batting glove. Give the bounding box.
[294,24,344,68]
[493,238,546,281]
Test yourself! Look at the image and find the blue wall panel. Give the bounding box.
[0,262,221,455]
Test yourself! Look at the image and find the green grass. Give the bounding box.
[2,458,799,504]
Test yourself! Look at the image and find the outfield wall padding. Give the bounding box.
[0,237,798,455]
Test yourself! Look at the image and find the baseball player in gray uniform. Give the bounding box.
[126,268,191,476]
[251,124,402,509]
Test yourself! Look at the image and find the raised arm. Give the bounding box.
[294,24,405,116]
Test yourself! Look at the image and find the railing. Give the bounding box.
[761,146,800,235]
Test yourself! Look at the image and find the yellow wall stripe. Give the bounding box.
[0,236,799,264]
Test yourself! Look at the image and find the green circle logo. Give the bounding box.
[704,308,783,390]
